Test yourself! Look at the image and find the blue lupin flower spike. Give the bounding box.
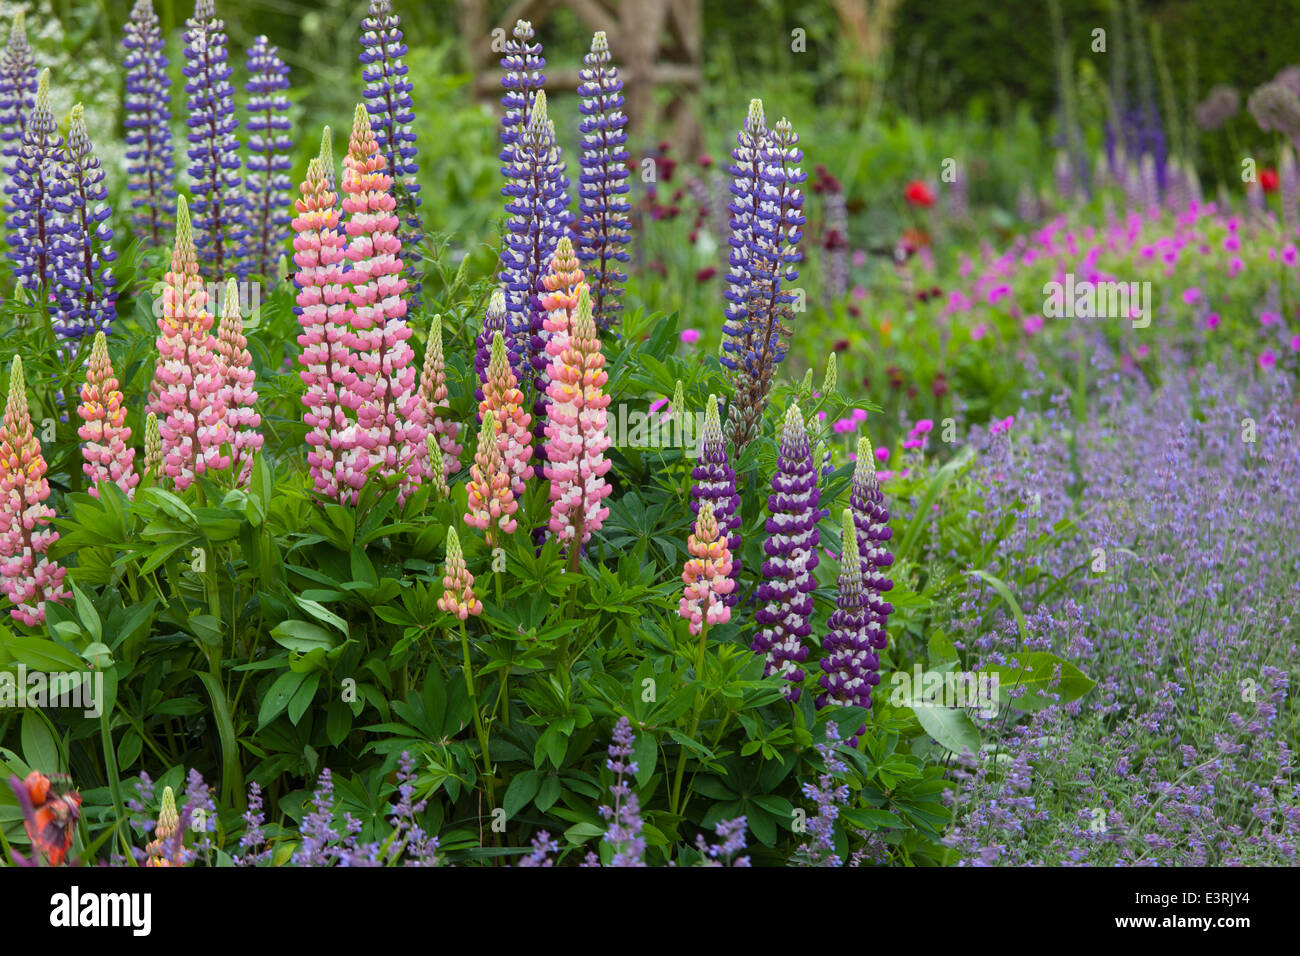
[0,11,38,179]
[51,104,117,339]
[4,69,62,309]
[122,0,174,245]
[239,34,292,280]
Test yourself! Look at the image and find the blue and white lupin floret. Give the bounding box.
[122,0,174,244]
[747,116,806,370]
[239,34,292,280]
[51,104,116,338]
[4,69,62,307]
[575,30,630,332]
[498,19,545,172]
[0,11,38,179]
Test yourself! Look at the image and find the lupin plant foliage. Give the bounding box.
[121,0,173,244]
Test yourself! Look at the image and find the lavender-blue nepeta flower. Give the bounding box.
[4,69,62,306]
[574,30,630,332]
[51,105,116,338]
[239,34,291,280]
[694,816,752,866]
[691,395,743,605]
[360,0,422,302]
[517,830,558,867]
[597,716,646,866]
[796,722,849,866]
[183,0,243,276]
[0,11,37,179]
[752,404,820,700]
[122,0,174,244]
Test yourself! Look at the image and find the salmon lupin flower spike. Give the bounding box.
[678,501,735,636]
[417,313,461,481]
[479,330,533,498]
[437,525,482,621]
[76,331,138,499]
[214,277,263,484]
[0,356,69,625]
[464,411,517,546]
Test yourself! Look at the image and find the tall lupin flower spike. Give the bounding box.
[464,412,517,546]
[5,69,62,307]
[752,404,820,700]
[437,525,482,620]
[816,509,879,747]
[0,357,68,626]
[360,0,422,303]
[416,313,461,481]
[77,332,138,499]
[292,156,355,503]
[182,0,244,276]
[479,330,533,498]
[474,288,514,407]
[51,104,117,339]
[719,98,769,375]
[340,102,423,500]
[534,235,584,452]
[215,278,263,484]
[691,395,742,606]
[543,285,612,549]
[122,0,174,244]
[678,501,735,636]
[0,11,36,178]
[239,35,292,281]
[498,19,544,172]
[850,436,894,654]
[574,31,630,331]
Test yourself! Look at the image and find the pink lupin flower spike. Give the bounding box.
[436,525,482,620]
[543,285,612,548]
[214,278,264,485]
[479,330,533,497]
[464,411,518,546]
[0,356,69,625]
[76,331,139,499]
[416,313,461,481]
[678,501,735,636]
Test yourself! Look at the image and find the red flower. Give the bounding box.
[1261,168,1280,192]
[695,266,717,282]
[904,180,935,207]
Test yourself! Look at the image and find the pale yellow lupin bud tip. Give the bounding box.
[823,353,837,393]
[840,509,859,563]
[223,278,240,319]
[857,435,875,473]
[36,68,49,102]
[555,235,573,258]
[446,524,462,559]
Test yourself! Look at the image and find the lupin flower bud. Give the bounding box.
[690,395,742,605]
[145,786,182,866]
[752,404,820,700]
[0,11,36,176]
[122,0,174,243]
[51,104,117,339]
[464,412,517,546]
[850,436,894,653]
[318,125,335,194]
[417,313,461,481]
[437,525,482,620]
[543,286,612,548]
[670,379,685,429]
[822,353,836,394]
[144,411,162,478]
[5,69,62,306]
[214,278,263,483]
[0,357,69,625]
[480,331,533,497]
[678,501,735,636]
[239,35,293,280]
[77,332,138,499]
[816,509,880,746]
[426,434,449,500]
[574,30,630,331]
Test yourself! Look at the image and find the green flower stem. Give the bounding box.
[669,620,709,816]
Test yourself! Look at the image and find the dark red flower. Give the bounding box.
[695,266,717,281]
[832,339,850,352]
[1261,168,1280,192]
[904,180,936,207]
[698,154,714,168]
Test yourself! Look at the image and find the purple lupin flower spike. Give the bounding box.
[51,104,116,339]
[5,69,62,308]
[719,98,769,373]
[575,31,630,332]
[498,19,545,173]
[816,509,880,747]
[122,0,174,245]
[849,436,894,655]
[239,35,291,281]
[691,394,743,605]
[0,11,37,179]
[182,0,244,277]
[474,287,514,408]
[752,404,820,700]
[360,0,422,304]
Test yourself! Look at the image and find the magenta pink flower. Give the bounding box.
[680,328,700,345]
[1258,350,1277,370]
[1290,334,1300,352]
[77,332,138,499]
[1182,287,1201,304]
[875,445,890,462]
[1205,312,1221,330]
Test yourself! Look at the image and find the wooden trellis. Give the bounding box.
[459,0,702,155]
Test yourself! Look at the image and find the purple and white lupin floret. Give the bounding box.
[850,436,894,653]
[574,30,630,331]
[122,0,174,244]
[182,0,244,277]
[745,116,806,371]
[239,34,291,280]
[51,104,116,339]
[690,394,743,605]
[720,98,768,372]
[498,19,544,174]
[816,509,880,747]
[4,69,61,306]
[752,404,821,700]
[0,11,37,178]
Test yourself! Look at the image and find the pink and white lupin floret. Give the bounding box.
[436,524,482,620]
[340,102,423,498]
[542,284,612,547]
[479,330,533,497]
[464,409,518,546]
[215,277,264,485]
[678,500,735,636]
[77,331,139,499]
[0,357,69,625]
[292,154,359,503]
[416,313,461,481]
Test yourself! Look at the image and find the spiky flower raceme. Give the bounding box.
[145,786,183,867]
[474,288,511,406]
[850,437,894,654]
[574,31,630,331]
[5,69,61,306]
[51,104,116,339]
[147,196,229,490]
[426,434,449,500]
[122,0,174,244]
[0,357,68,626]
[318,125,335,194]
[691,395,742,605]
[816,510,879,746]
[719,99,769,373]
[359,0,422,302]
[77,332,138,499]
[183,0,244,276]
[543,285,612,548]
[215,278,263,483]
[480,331,533,498]
[240,35,292,280]
[416,313,461,481]
[464,412,517,546]
[533,235,584,453]
[340,103,423,499]
[752,405,820,700]
[292,156,356,503]
[498,19,544,174]
[678,501,735,636]
[437,525,482,620]
[143,411,161,478]
[1,11,37,177]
